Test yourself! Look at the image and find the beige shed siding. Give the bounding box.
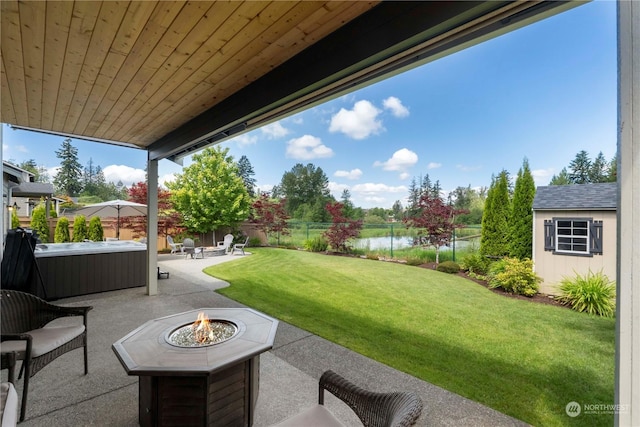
[533,210,617,295]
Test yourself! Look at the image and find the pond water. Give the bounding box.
[354,236,474,251]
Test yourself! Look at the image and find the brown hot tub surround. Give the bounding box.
[112,308,278,427]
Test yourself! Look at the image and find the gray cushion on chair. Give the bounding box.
[1,325,85,358]
[270,405,345,427]
[1,382,18,427]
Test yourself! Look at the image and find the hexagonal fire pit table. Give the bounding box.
[112,308,278,427]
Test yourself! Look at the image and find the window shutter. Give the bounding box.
[544,220,555,251]
[590,220,603,255]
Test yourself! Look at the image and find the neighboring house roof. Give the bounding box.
[533,183,617,211]
[11,182,54,198]
[3,160,34,183]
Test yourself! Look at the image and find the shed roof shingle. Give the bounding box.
[533,183,617,210]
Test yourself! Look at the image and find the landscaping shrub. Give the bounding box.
[487,257,540,297]
[304,236,328,252]
[87,216,104,241]
[437,261,460,274]
[555,270,616,317]
[365,253,379,260]
[461,252,493,275]
[72,216,88,242]
[405,257,423,266]
[54,217,71,243]
[30,205,49,243]
[249,237,262,247]
[11,210,19,228]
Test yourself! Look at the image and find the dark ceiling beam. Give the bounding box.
[148,0,576,161]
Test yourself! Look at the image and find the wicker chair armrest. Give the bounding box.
[40,304,92,325]
[319,370,423,427]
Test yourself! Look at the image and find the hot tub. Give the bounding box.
[33,241,147,300]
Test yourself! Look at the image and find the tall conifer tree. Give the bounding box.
[509,159,536,259]
[480,170,511,257]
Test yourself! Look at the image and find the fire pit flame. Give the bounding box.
[166,312,237,347]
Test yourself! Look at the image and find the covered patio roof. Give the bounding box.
[1,1,578,162]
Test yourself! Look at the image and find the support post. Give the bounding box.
[616,1,639,424]
[147,156,159,296]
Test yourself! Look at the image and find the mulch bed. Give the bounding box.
[319,251,569,309]
[417,261,567,309]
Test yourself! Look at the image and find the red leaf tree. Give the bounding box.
[323,202,363,252]
[119,182,184,239]
[251,193,290,245]
[403,193,468,264]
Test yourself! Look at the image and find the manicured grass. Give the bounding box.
[205,248,615,426]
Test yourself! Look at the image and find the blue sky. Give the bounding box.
[2,0,617,209]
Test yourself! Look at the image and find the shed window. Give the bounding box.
[544,218,602,256]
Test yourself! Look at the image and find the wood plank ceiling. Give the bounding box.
[1,1,378,147]
[1,1,580,161]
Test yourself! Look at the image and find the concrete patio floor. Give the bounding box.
[4,251,527,426]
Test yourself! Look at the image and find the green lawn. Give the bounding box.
[205,248,615,426]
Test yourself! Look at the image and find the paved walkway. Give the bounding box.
[7,251,527,426]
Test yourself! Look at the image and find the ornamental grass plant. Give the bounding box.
[555,270,616,318]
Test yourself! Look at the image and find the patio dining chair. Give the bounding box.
[271,370,423,427]
[0,290,92,421]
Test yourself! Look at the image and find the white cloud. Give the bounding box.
[383,96,409,118]
[232,134,258,147]
[328,181,350,194]
[334,168,362,180]
[286,135,334,160]
[351,183,407,194]
[399,172,410,180]
[532,167,555,187]
[329,100,383,139]
[48,166,60,180]
[427,162,442,169]
[373,148,418,177]
[103,165,146,187]
[261,121,290,139]
[256,184,274,195]
[159,173,176,188]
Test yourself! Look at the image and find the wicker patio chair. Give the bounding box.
[0,290,92,421]
[272,370,423,427]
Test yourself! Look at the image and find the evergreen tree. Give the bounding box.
[72,215,88,242]
[53,138,83,196]
[237,155,257,198]
[549,167,571,185]
[568,150,592,184]
[407,177,420,216]
[589,151,608,183]
[509,159,536,259]
[391,200,404,220]
[54,217,71,243]
[606,154,617,182]
[340,189,355,219]
[277,163,331,217]
[87,216,104,241]
[30,205,50,243]
[11,209,20,228]
[480,170,511,257]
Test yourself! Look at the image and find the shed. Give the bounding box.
[532,183,617,295]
